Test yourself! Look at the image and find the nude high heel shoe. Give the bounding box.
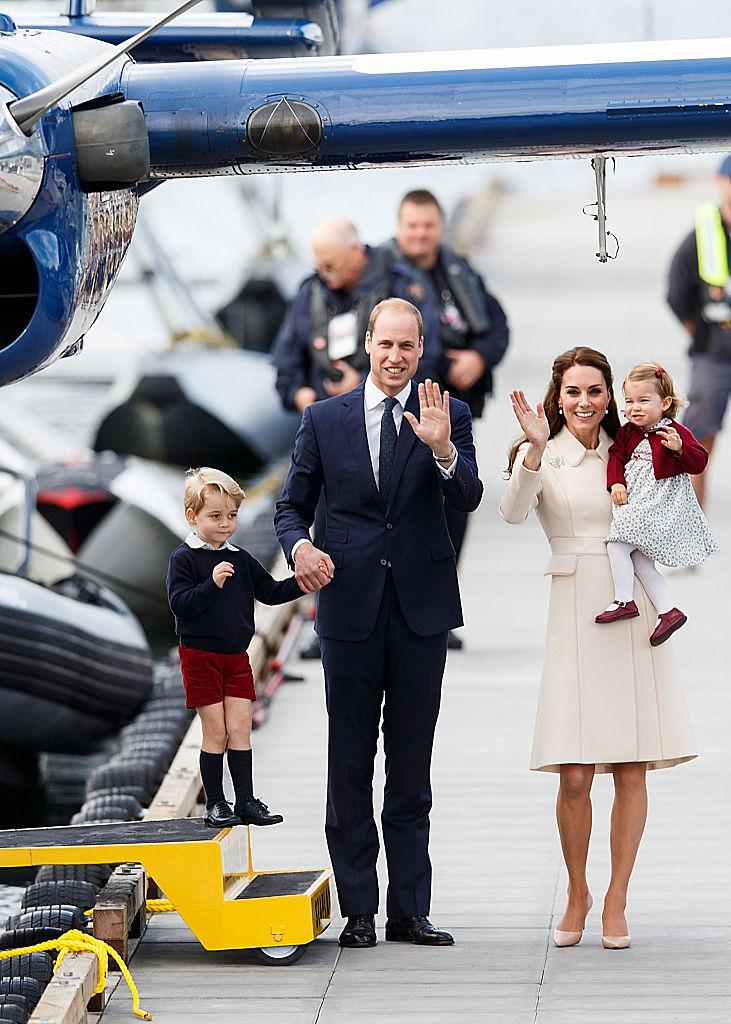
[553,895,593,947]
[602,934,631,949]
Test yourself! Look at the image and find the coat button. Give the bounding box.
[386,523,393,530]
[380,558,387,566]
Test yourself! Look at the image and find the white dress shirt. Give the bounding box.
[185,531,238,551]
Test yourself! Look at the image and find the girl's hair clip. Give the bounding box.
[655,366,665,378]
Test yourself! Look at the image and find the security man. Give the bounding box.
[667,154,731,508]
[272,217,439,414]
[384,190,509,646]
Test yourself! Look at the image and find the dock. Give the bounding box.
[87,178,731,1023]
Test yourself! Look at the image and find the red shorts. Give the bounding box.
[178,646,256,708]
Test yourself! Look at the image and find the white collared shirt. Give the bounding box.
[364,374,457,484]
[185,531,238,552]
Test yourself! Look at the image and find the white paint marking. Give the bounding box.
[351,38,731,75]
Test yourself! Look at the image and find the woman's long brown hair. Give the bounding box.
[506,346,622,475]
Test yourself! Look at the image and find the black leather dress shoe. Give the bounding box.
[203,800,242,828]
[338,915,377,948]
[447,630,463,650]
[385,916,454,946]
[300,636,321,660]
[235,797,283,826]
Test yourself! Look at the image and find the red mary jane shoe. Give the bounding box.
[595,600,640,624]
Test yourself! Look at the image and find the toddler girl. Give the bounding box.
[595,363,717,646]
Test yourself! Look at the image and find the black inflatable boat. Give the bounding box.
[0,572,153,755]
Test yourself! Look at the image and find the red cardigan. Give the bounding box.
[606,420,709,490]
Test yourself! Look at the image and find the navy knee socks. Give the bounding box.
[199,751,225,808]
[227,748,253,809]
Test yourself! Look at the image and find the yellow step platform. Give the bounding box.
[0,819,331,962]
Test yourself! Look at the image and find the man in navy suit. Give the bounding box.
[275,298,483,949]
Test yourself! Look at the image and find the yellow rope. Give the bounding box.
[146,898,175,913]
[86,898,175,915]
[0,929,151,1021]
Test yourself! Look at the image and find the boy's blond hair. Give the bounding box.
[184,467,246,515]
[623,363,685,420]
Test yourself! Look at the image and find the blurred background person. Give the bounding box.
[667,155,731,509]
[385,190,510,647]
[272,217,439,414]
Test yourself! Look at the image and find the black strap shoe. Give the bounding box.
[203,800,242,828]
[339,915,376,948]
[385,916,454,946]
[236,797,283,826]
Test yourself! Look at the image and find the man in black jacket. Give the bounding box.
[272,217,439,413]
[384,190,509,646]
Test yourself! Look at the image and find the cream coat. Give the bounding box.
[500,426,697,774]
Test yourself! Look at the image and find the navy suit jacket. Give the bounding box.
[274,381,483,641]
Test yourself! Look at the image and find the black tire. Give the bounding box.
[0,953,53,984]
[0,996,29,1015]
[8,907,87,932]
[253,944,307,966]
[21,881,97,912]
[103,759,164,791]
[81,783,151,805]
[82,794,143,819]
[0,1003,29,1023]
[111,746,170,776]
[121,731,177,751]
[35,864,112,889]
[140,694,184,711]
[123,709,189,729]
[72,806,131,825]
[86,763,158,803]
[0,978,43,1010]
[0,928,65,950]
[120,729,179,749]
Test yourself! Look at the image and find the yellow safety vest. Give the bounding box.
[694,203,730,287]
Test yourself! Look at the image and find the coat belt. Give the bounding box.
[550,536,607,556]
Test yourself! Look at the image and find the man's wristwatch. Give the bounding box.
[433,443,456,465]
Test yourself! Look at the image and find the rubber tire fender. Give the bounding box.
[21,881,97,912]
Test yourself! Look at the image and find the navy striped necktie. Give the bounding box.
[379,396,398,498]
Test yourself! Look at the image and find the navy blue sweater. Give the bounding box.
[167,544,302,654]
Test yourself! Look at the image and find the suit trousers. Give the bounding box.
[320,573,448,918]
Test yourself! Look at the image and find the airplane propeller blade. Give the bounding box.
[9,0,207,134]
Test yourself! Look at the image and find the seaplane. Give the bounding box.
[1,0,731,385]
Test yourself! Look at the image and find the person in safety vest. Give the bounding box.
[383,190,510,648]
[272,217,440,414]
[667,154,731,508]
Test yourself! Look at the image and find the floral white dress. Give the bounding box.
[606,418,718,566]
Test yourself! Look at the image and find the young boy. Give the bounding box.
[167,467,304,828]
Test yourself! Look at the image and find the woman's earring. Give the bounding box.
[558,405,564,416]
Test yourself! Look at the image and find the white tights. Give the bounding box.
[606,542,673,615]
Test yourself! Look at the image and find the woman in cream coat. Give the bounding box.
[501,347,696,950]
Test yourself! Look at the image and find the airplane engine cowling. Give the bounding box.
[0,100,139,386]
[0,28,138,384]
[0,186,138,385]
